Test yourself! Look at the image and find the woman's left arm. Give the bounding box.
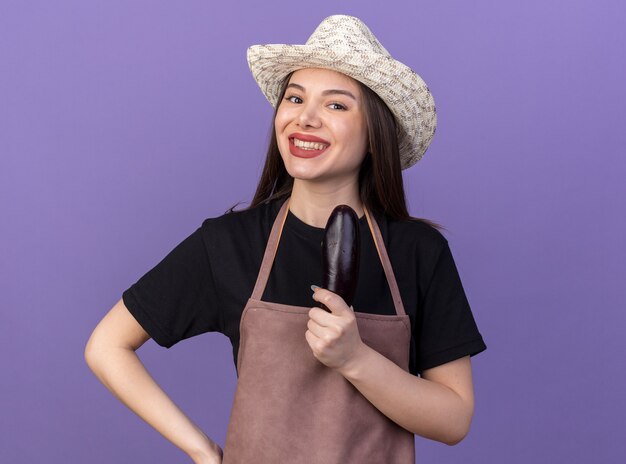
[308,287,475,446]
[340,345,474,446]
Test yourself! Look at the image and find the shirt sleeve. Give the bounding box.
[415,240,487,374]
[122,225,222,348]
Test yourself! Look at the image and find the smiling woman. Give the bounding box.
[85,14,487,464]
[274,68,369,186]
[242,65,440,229]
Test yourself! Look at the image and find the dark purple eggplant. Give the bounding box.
[320,205,361,312]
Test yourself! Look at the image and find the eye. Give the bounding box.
[285,95,303,104]
[328,102,347,111]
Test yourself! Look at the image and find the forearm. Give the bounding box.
[85,346,217,461]
[338,344,471,445]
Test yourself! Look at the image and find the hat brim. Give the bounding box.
[247,43,436,169]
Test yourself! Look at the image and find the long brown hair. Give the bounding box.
[227,71,444,232]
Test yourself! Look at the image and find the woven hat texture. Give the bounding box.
[247,14,436,170]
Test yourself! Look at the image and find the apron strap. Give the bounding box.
[251,196,406,317]
[250,197,292,302]
[363,207,407,317]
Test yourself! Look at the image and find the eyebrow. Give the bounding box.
[286,83,357,101]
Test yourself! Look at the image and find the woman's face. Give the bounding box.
[274,68,369,185]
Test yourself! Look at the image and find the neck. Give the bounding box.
[288,179,364,229]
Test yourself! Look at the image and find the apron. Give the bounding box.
[222,196,415,463]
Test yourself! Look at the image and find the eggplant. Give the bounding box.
[320,205,361,312]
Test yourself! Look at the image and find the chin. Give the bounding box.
[285,165,321,181]
[279,154,314,177]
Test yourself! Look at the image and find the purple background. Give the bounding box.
[1,1,624,462]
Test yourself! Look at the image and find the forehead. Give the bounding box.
[288,68,362,93]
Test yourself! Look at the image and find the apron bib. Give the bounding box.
[222,197,415,463]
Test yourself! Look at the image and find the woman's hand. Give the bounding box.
[306,287,367,372]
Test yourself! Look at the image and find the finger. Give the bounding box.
[305,329,320,352]
[306,318,327,338]
[308,306,336,325]
[311,287,350,315]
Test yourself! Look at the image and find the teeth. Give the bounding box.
[293,138,329,150]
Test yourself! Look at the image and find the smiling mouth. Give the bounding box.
[290,137,330,151]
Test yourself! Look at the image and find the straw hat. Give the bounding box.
[247,14,436,170]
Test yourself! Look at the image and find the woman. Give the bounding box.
[85,15,486,464]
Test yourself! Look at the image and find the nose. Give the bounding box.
[296,101,322,128]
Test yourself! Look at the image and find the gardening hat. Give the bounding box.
[247,14,437,170]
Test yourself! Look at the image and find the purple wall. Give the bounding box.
[1,1,624,462]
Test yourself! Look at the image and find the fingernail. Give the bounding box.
[310,284,320,291]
